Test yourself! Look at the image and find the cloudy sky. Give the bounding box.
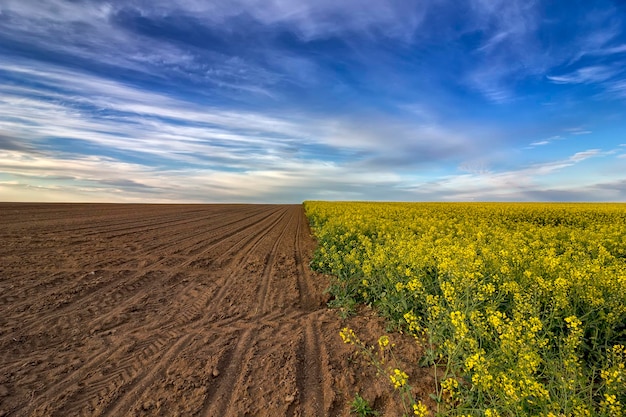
[1,0,626,203]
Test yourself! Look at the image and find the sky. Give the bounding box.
[1,0,626,203]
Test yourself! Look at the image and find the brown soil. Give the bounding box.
[0,204,434,417]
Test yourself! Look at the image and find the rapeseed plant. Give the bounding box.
[306,201,626,416]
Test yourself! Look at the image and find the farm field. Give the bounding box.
[0,203,428,417]
[305,202,626,416]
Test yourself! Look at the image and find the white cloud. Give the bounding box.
[0,147,411,203]
[462,0,548,102]
[0,61,317,162]
[547,66,621,84]
[164,0,428,41]
[0,59,491,202]
[1,59,487,168]
[0,0,428,50]
[568,21,626,63]
[594,44,626,55]
[0,2,288,97]
[406,148,607,201]
[569,149,600,162]
[527,134,565,148]
[462,3,626,102]
[604,80,626,98]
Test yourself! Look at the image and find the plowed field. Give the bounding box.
[0,204,432,417]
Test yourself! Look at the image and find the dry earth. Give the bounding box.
[0,204,434,416]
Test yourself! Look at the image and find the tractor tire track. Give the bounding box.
[97,333,195,417]
[199,328,255,417]
[256,208,297,315]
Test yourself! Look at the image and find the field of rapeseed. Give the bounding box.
[305,202,626,416]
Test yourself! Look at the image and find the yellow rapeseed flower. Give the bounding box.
[412,401,429,416]
[378,335,390,349]
[389,368,409,389]
[340,327,359,345]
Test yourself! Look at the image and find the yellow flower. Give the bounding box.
[450,310,468,339]
[413,401,429,416]
[565,315,581,330]
[378,335,390,349]
[404,311,421,334]
[441,377,459,403]
[389,368,409,389]
[484,409,500,417]
[340,327,359,345]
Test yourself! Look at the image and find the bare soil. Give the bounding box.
[0,204,434,416]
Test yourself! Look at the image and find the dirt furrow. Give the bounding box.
[97,333,195,417]
[19,342,134,417]
[197,208,291,321]
[199,328,255,416]
[5,206,284,333]
[182,205,288,270]
[294,211,318,311]
[85,206,271,270]
[2,206,274,308]
[298,318,326,416]
[256,208,296,315]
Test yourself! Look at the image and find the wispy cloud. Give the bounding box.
[169,0,429,41]
[406,149,613,201]
[567,16,626,63]
[461,0,546,102]
[547,65,621,84]
[604,80,626,98]
[462,2,626,103]
[525,135,563,149]
[0,58,495,202]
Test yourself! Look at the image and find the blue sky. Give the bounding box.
[1,0,625,203]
